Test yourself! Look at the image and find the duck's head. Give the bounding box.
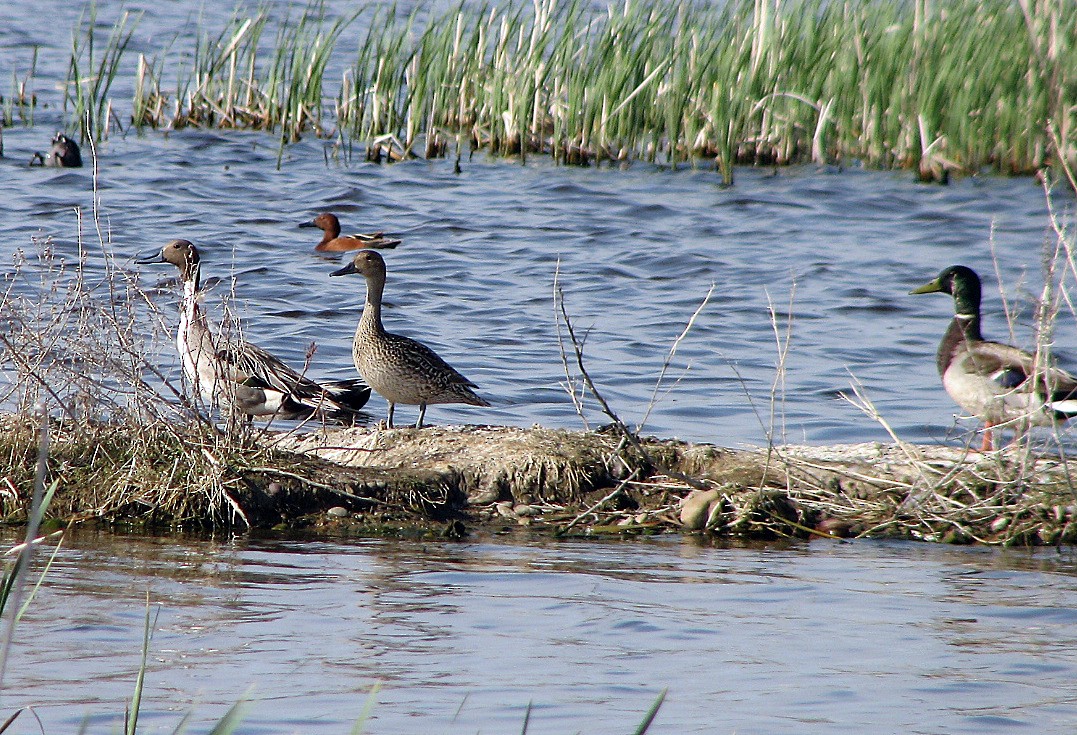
[330,249,385,279]
[299,212,339,233]
[48,133,83,167]
[137,239,201,281]
[910,265,982,314]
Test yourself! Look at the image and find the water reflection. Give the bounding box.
[2,530,1077,733]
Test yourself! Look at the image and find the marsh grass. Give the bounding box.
[2,48,39,128]
[46,0,1077,180]
[65,5,139,142]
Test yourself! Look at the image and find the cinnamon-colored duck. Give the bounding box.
[299,213,401,253]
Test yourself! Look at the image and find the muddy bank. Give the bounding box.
[3,415,1076,545]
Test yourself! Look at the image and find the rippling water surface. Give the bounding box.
[3,532,1077,734]
[3,123,1075,445]
[2,3,1077,447]
[4,6,1077,733]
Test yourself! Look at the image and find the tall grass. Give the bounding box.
[65,5,139,143]
[51,0,1075,181]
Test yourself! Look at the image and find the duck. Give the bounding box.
[299,213,401,253]
[910,264,1077,450]
[138,239,370,423]
[30,132,83,167]
[330,249,489,428]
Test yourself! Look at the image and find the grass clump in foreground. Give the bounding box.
[33,0,1075,184]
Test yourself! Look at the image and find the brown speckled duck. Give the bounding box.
[331,250,489,428]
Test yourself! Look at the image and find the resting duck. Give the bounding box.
[911,264,1077,450]
[299,213,401,252]
[30,132,83,167]
[330,250,489,428]
[138,240,370,423]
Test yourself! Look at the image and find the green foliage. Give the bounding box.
[59,0,1075,176]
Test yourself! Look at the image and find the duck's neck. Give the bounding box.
[951,286,983,342]
[950,274,983,341]
[178,265,207,340]
[359,273,385,334]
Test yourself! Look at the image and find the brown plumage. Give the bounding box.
[300,213,401,252]
[330,250,489,428]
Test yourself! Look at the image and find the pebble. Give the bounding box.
[327,506,349,518]
[679,489,720,531]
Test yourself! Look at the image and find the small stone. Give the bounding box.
[680,489,720,531]
[495,502,517,518]
[990,516,1010,532]
[513,504,537,517]
[327,506,349,518]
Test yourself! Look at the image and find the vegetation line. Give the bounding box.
[4,0,1071,181]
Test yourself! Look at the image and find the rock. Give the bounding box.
[327,506,349,518]
[680,489,720,531]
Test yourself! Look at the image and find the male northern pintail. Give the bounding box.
[330,249,489,428]
[30,132,83,167]
[911,265,1077,450]
[300,213,401,252]
[139,239,370,423]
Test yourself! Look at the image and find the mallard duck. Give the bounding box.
[300,213,401,253]
[138,239,370,423]
[330,249,489,428]
[911,264,1077,449]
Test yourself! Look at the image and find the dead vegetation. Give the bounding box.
[1,411,1076,547]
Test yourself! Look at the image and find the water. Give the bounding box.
[2,124,1074,445]
[2,1,1076,448]
[4,7,1077,733]
[2,532,1077,734]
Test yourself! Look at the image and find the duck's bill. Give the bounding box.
[910,279,943,295]
[330,262,358,277]
[298,219,318,229]
[135,249,166,265]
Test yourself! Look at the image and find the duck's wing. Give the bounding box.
[347,232,401,249]
[218,340,372,419]
[216,340,312,395]
[962,341,1077,410]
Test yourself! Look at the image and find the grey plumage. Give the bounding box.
[331,249,489,428]
[138,239,370,423]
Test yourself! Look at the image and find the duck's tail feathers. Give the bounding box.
[318,378,373,417]
[1047,383,1077,418]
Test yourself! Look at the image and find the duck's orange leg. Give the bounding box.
[981,422,994,452]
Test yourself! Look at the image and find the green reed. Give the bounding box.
[65,5,139,142]
[61,0,1075,180]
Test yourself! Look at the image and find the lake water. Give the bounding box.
[2,1,1077,448]
[4,4,1077,734]
[3,531,1077,735]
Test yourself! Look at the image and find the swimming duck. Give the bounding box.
[330,250,489,428]
[300,213,401,253]
[30,132,83,167]
[138,240,370,423]
[911,264,1077,450]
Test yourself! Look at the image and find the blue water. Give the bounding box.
[3,532,1077,734]
[4,5,1077,734]
[2,0,1076,447]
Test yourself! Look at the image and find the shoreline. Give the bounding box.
[3,414,1075,546]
